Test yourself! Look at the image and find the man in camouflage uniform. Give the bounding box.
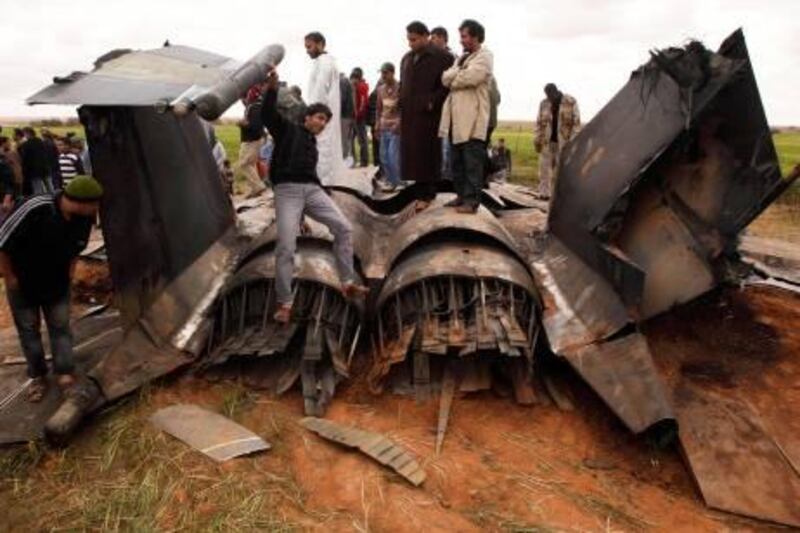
[534,83,580,198]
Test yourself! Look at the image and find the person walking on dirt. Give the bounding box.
[0,175,103,402]
[260,68,367,324]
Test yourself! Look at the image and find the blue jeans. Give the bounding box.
[274,183,355,305]
[380,131,401,186]
[7,288,74,378]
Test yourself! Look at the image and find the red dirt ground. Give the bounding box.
[3,243,798,530]
[141,285,797,532]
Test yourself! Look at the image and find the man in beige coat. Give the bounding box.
[439,19,494,214]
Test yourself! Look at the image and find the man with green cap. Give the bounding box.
[0,175,103,401]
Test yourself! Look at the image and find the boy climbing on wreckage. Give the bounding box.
[260,67,368,324]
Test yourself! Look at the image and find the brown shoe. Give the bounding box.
[27,377,48,403]
[455,203,479,214]
[273,303,292,324]
[342,282,369,300]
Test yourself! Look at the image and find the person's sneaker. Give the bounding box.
[455,202,479,214]
[342,282,369,300]
[444,197,463,208]
[273,303,292,324]
[26,376,48,403]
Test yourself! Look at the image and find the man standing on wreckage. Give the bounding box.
[260,67,368,324]
[304,32,347,186]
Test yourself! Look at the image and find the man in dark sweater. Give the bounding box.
[260,69,367,324]
[0,175,102,401]
[18,128,53,196]
[0,149,16,218]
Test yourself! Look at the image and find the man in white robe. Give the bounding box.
[304,32,345,186]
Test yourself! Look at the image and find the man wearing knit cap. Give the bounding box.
[0,175,103,401]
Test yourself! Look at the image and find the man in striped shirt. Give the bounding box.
[0,176,102,401]
[56,137,85,188]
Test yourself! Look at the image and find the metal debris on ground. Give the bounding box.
[300,417,426,486]
[149,404,270,462]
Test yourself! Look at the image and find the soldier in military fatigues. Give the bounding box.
[534,83,580,198]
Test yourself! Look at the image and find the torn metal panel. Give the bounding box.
[549,30,783,317]
[674,384,800,528]
[27,45,238,106]
[616,190,716,318]
[740,235,800,285]
[529,236,629,354]
[301,417,426,486]
[150,404,270,462]
[563,334,673,433]
[487,182,550,211]
[81,105,235,327]
[90,324,192,402]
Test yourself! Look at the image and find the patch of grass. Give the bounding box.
[10,123,799,201]
[221,383,256,422]
[0,440,44,480]
[0,382,308,531]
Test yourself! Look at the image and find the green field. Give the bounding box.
[216,125,800,201]
[10,124,800,200]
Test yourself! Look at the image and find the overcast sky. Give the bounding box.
[1,0,798,124]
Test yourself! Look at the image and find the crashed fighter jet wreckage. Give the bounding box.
[1,29,799,527]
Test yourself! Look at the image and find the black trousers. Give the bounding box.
[352,120,369,167]
[452,140,486,205]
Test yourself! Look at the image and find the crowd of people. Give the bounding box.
[232,19,581,210]
[0,126,92,212]
[244,18,583,323]
[0,17,585,399]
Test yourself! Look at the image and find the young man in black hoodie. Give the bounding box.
[260,68,367,324]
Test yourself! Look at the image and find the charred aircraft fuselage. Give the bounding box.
[2,29,798,528]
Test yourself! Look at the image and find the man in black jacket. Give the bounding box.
[367,82,383,178]
[0,175,102,401]
[18,128,53,196]
[260,69,367,324]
